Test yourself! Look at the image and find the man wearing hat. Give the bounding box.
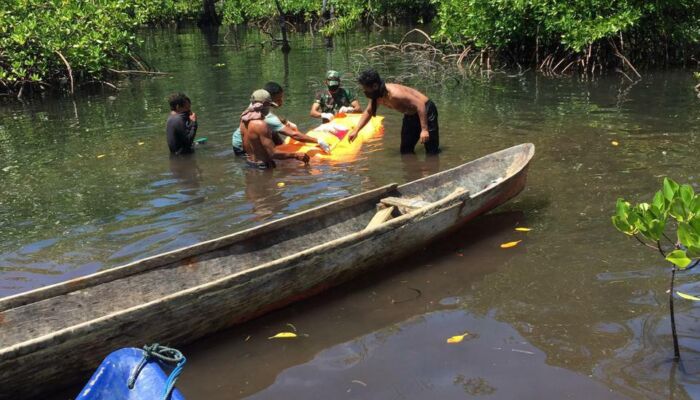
[233,82,330,156]
[310,70,362,122]
[240,89,310,169]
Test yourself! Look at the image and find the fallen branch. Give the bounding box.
[55,50,74,94]
[107,69,170,75]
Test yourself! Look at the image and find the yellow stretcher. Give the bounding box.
[276,113,384,162]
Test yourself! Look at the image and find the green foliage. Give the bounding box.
[0,0,140,84]
[434,0,700,53]
[612,178,700,269]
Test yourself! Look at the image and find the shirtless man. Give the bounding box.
[240,89,310,169]
[233,82,330,155]
[348,69,440,154]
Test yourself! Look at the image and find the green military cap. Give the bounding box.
[326,70,341,87]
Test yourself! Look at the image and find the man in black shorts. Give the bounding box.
[348,69,439,154]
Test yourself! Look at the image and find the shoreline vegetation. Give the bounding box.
[1,0,699,98]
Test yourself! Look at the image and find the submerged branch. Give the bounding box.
[107,69,170,75]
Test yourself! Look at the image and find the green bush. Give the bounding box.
[0,0,139,85]
[434,0,700,57]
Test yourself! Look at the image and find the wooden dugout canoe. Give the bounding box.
[0,143,535,398]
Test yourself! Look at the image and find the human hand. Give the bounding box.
[317,138,331,154]
[419,129,429,144]
[189,112,197,122]
[321,113,334,122]
[348,130,358,143]
[295,152,310,164]
[338,106,353,113]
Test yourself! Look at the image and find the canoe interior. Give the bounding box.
[0,143,533,353]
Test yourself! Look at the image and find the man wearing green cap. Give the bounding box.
[310,70,362,122]
[240,89,310,169]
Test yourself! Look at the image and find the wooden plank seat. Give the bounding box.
[364,206,396,230]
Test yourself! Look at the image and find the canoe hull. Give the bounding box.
[0,144,533,399]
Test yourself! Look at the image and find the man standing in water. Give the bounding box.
[166,92,198,154]
[310,70,362,122]
[348,69,440,154]
[240,89,310,169]
[233,82,330,155]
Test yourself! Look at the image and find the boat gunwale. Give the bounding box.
[0,183,400,312]
[0,143,534,361]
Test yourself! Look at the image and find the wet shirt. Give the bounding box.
[166,112,197,154]
[315,88,356,114]
[232,112,285,151]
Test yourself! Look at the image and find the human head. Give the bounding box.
[357,69,383,99]
[325,70,341,93]
[263,81,285,107]
[250,89,278,114]
[168,92,191,112]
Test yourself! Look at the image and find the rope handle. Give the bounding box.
[127,343,187,400]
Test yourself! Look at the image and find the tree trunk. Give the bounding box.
[274,0,291,53]
[200,0,221,27]
[321,0,333,48]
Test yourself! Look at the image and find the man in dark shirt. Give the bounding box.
[166,92,198,154]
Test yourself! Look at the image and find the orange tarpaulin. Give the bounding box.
[276,113,384,162]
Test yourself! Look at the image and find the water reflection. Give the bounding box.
[399,152,441,182]
[243,167,285,221]
[169,153,202,190]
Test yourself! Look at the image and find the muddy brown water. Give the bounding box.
[2,26,699,399]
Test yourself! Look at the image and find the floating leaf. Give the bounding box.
[268,332,297,339]
[97,154,106,158]
[515,227,531,232]
[277,182,286,188]
[138,142,144,145]
[677,291,700,301]
[447,333,469,344]
[500,240,522,248]
[611,141,619,146]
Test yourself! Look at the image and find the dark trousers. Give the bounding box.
[400,99,440,154]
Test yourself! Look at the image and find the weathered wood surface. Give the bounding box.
[0,143,534,399]
[365,206,396,229]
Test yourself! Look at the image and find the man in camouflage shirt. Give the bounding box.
[309,70,362,122]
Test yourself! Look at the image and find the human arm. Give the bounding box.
[413,101,429,143]
[276,124,330,154]
[184,112,198,145]
[347,102,374,143]
[310,102,324,119]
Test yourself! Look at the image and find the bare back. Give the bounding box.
[376,83,429,115]
[241,119,275,165]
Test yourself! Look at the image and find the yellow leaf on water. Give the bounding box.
[611,141,619,146]
[268,332,297,339]
[97,154,106,158]
[677,291,700,301]
[500,240,522,249]
[277,182,286,188]
[447,333,469,344]
[515,227,531,232]
[138,142,145,145]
